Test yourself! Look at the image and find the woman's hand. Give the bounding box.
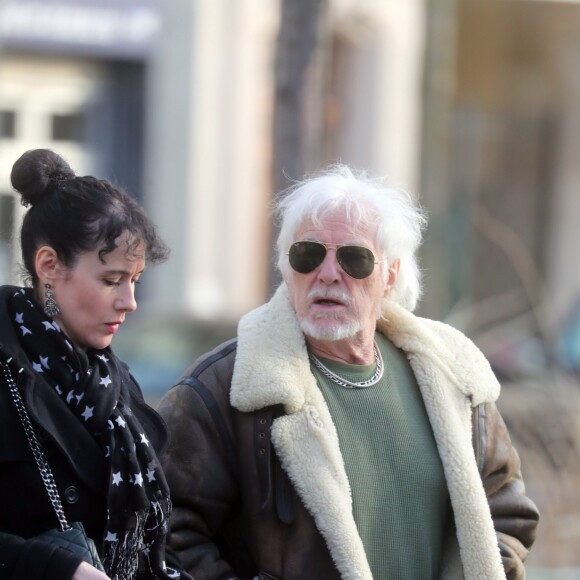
[72,561,110,579]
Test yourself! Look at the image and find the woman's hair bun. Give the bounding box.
[11,148,76,207]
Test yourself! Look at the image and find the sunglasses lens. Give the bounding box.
[289,241,327,274]
[337,246,376,279]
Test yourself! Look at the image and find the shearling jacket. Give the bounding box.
[157,285,539,580]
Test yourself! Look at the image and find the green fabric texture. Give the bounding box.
[312,333,450,580]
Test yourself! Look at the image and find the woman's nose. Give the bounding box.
[117,284,138,313]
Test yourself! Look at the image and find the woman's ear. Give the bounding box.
[35,246,62,284]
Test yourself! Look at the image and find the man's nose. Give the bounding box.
[317,249,342,283]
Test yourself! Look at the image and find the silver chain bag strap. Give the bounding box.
[1,360,105,571]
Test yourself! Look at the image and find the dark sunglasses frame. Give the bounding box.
[287,240,384,279]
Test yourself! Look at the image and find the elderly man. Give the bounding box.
[157,165,539,580]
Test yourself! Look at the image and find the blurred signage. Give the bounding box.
[0,0,160,59]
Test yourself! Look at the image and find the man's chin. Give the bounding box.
[300,320,361,342]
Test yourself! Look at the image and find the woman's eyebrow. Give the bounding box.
[103,268,145,276]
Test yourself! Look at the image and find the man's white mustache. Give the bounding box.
[307,289,352,306]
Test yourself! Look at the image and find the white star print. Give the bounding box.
[67,391,75,403]
[32,361,43,373]
[133,472,144,486]
[105,445,111,458]
[54,385,62,395]
[115,416,126,428]
[108,420,114,430]
[15,313,24,324]
[81,406,94,421]
[20,326,31,336]
[42,321,56,331]
[75,393,84,405]
[99,375,112,388]
[97,354,109,363]
[146,468,156,482]
[104,532,118,542]
[112,472,123,486]
[140,433,150,446]
[39,356,50,369]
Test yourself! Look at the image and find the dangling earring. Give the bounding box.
[44,283,60,318]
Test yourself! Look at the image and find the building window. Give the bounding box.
[0,110,16,138]
[0,194,14,243]
[0,194,15,283]
[51,112,85,142]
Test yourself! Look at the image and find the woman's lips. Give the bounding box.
[105,323,121,334]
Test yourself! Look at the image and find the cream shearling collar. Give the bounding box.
[231,284,500,413]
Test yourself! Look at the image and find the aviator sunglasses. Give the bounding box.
[288,240,384,279]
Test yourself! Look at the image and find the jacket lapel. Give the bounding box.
[379,303,506,579]
[231,285,373,579]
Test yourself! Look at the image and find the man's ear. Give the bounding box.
[35,246,62,284]
[384,259,400,295]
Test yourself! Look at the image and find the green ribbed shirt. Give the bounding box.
[312,333,449,580]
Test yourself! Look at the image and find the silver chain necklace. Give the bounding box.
[309,341,384,389]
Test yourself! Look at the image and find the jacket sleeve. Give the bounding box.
[472,402,540,580]
[156,378,241,580]
[0,531,83,580]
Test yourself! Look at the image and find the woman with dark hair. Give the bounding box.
[0,149,190,579]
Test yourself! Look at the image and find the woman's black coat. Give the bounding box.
[0,286,169,579]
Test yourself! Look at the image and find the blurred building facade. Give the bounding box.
[4,0,578,341]
[142,0,426,322]
[422,0,580,354]
[423,1,580,571]
[0,0,426,323]
[0,0,158,282]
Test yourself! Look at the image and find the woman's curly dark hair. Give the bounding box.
[11,148,169,285]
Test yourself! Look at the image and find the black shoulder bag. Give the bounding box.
[1,361,105,571]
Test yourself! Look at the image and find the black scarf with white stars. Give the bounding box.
[8,288,180,579]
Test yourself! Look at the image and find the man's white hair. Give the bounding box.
[274,164,427,312]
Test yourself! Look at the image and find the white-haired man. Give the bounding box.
[157,165,539,580]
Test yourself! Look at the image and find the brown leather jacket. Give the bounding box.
[157,288,539,580]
